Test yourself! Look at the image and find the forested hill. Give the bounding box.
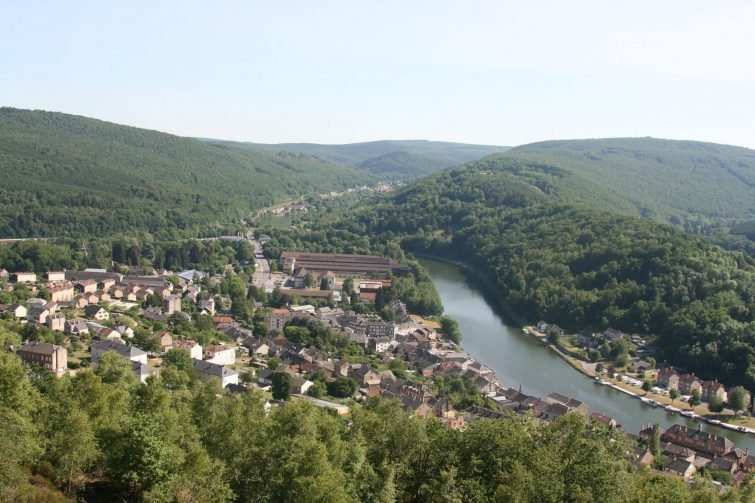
[0,108,373,239]
[327,160,755,390]
[212,139,508,182]
[478,137,755,231]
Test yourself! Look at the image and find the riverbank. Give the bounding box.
[421,257,755,450]
[523,326,755,434]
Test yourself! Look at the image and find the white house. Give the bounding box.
[14,272,37,283]
[45,271,66,282]
[174,339,203,360]
[205,344,236,365]
[193,359,239,388]
[9,304,28,319]
[91,340,148,365]
[84,305,109,321]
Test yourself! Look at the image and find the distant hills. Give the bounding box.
[211,139,508,182]
[480,137,755,230]
[0,108,375,238]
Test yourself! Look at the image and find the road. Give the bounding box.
[249,234,272,290]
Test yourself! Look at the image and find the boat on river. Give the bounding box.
[665,405,680,414]
[680,410,695,418]
[640,397,659,407]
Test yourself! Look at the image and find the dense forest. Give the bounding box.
[318,163,755,390]
[447,138,755,252]
[507,138,755,225]
[219,139,508,182]
[0,108,374,239]
[0,330,750,502]
[0,238,255,276]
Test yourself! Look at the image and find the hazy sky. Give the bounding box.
[2,1,754,147]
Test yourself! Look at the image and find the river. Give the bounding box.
[420,258,755,451]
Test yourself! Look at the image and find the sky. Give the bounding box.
[2,1,754,148]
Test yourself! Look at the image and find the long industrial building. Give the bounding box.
[280,251,409,277]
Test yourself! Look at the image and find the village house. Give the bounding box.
[163,294,182,314]
[293,268,310,288]
[97,278,116,291]
[83,292,100,305]
[661,442,697,462]
[198,298,215,316]
[183,285,201,302]
[45,271,66,282]
[369,336,393,354]
[240,336,267,356]
[75,279,98,294]
[291,375,314,395]
[97,327,122,341]
[173,339,203,360]
[702,380,728,403]
[16,341,68,375]
[663,458,696,479]
[366,320,394,338]
[114,325,134,339]
[8,303,27,319]
[27,306,50,325]
[632,447,654,466]
[91,340,148,365]
[538,402,570,422]
[657,367,680,390]
[109,286,125,299]
[13,272,37,283]
[266,308,293,331]
[72,294,89,309]
[351,367,382,386]
[84,305,109,321]
[47,281,74,302]
[157,332,173,353]
[662,424,734,458]
[205,344,236,365]
[334,359,351,376]
[678,373,702,396]
[404,399,434,419]
[64,319,89,336]
[46,312,66,332]
[193,360,239,388]
[546,392,589,416]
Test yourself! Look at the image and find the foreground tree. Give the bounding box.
[689,388,702,407]
[708,395,725,413]
[272,372,292,401]
[642,380,653,395]
[729,387,750,415]
[669,388,680,406]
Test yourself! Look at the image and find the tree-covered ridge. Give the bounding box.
[0,108,374,239]
[215,139,508,182]
[0,345,750,503]
[328,165,755,390]
[479,137,755,228]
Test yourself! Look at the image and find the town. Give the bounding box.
[1,242,754,491]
